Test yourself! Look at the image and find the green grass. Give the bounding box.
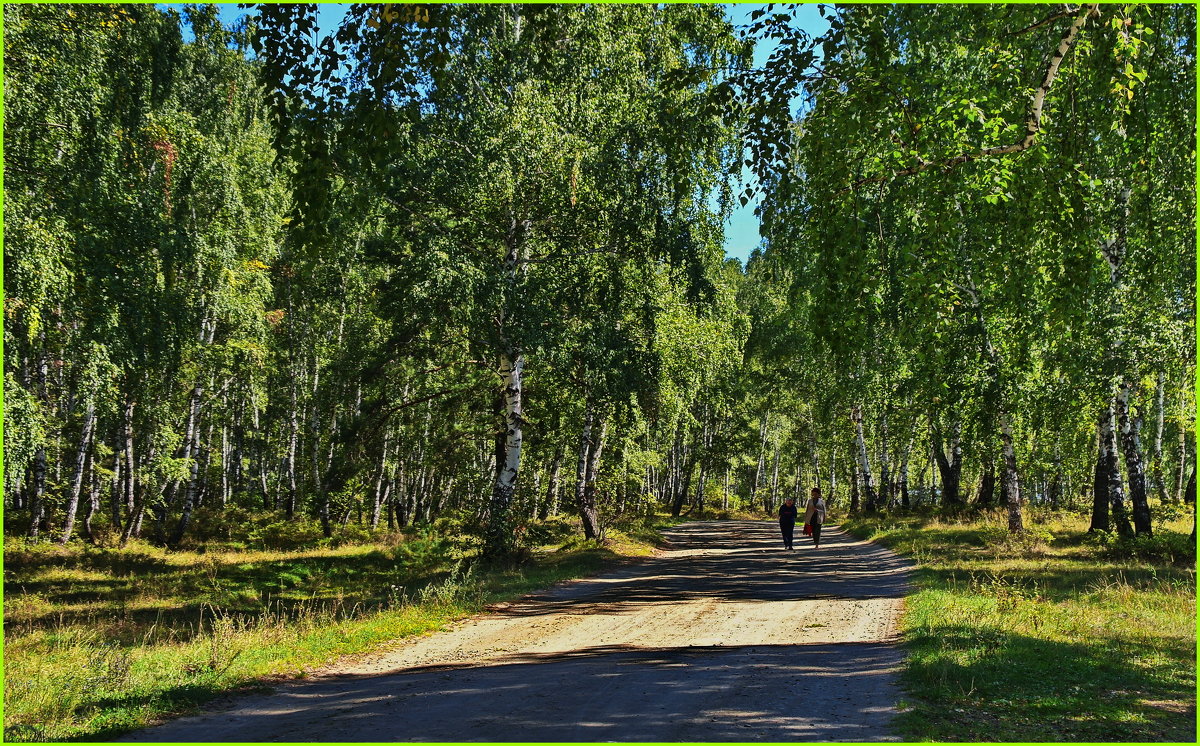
[842,507,1196,742]
[3,514,671,743]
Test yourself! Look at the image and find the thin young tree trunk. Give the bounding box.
[1177,383,1189,503]
[1117,381,1153,536]
[82,446,101,543]
[1048,441,1063,509]
[583,415,608,533]
[575,401,602,538]
[12,472,24,511]
[26,447,47,539]
[110,426,123,529]
[133,443,154,540]
[1090,419,1109,531]
[370,428,392,530]
[697,416,713,512]
[849,458,861,514]
[754,412,769,497]
[284,380,300,519]
[319,440,334,538]
[1152,372,1170,503]
[540,446,564,520]
[1102,401,1133,537]
[197,419,215,509]
[219,423,230,507]
[485,350,525,555]
[768,445,780,512]
[879,410,891,509]
[899,420,916,510]
[810,429,821,498]
[170,380,207,547]
[851,405,878,511]
[118,398,139,546]
[829,445,837,504]
[999,411,1023,532]
[676,443,695,516]
[58,403,97,544]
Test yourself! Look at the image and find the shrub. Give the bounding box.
[246,519,325,550]
[1089,530,1197,566]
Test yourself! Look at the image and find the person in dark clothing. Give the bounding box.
[778,497,798,550]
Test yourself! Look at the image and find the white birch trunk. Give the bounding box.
[1152,372,1169,503]
[574,400,601,539]
[58,403,96,544]
[851,405,878,510]
[999,411,1023,532]
[485,351,525,554]
[1117,381,1153,535]
[1101,400,1133,536]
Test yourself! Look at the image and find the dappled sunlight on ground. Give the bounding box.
[120,520,912,742]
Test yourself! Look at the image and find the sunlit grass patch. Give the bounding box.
[843,508,1196,742]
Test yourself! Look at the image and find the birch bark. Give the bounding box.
[58,403,96,544]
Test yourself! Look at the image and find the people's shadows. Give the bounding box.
[117,642,906,743]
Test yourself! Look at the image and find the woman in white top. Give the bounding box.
[804,487,827,548]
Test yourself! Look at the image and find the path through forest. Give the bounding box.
[120,521,913,742]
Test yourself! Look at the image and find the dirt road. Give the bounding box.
[120,520,913,742]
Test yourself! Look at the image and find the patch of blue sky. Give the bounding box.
[721,3,829,268]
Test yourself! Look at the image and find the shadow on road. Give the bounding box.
[506,521,913,616]
[117,520,912,743]
[121,641,904,742]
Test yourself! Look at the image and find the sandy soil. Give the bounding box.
[119,520,913,742]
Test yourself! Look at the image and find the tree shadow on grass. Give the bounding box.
[900,625,1197,742]
[4,548,461,642]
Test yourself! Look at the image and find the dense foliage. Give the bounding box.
[4,3,1195,558]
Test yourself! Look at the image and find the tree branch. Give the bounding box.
[1008,5,1079,36]
[377,386,471,419]
[847,3,1098,191]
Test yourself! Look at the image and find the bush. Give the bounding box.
[523,515,577,547]
[246,519,326,550]
[1089,529,1196,565]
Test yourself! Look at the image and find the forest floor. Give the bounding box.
[117,521,913,742]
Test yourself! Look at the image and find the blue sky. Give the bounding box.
[195,3,828,267]
[723,4,828,265]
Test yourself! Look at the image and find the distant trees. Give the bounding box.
[4,4,1193,553]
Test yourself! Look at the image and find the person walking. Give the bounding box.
[778,496,798,550]
[804,487,827,548]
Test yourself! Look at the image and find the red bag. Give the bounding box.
[803,523,812,536]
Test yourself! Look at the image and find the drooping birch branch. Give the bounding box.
[849,3,1099,190]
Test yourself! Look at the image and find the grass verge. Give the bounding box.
[3,514,672,742]
[841,508,1196,742]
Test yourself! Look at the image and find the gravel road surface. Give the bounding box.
[119,520,913,742]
